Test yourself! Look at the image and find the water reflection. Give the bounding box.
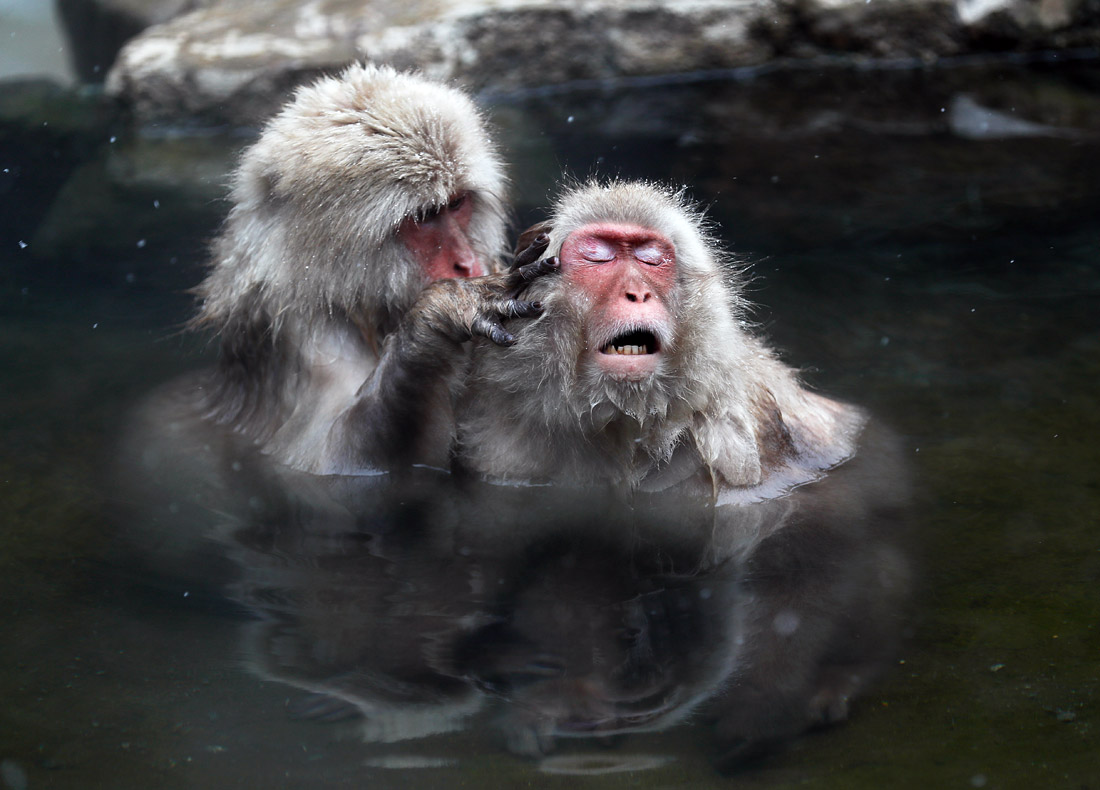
[115,395,912,773]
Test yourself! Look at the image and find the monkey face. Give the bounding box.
[398,191,487,281]
[559,222,678,383]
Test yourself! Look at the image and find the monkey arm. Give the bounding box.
[340,257,560,471]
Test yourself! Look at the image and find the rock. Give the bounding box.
[56,0,213,82]
[96,0,1100,128]
[105,0,787,127]
[956,0,1077,30]
[797,0,964,59]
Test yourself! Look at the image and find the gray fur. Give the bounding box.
[189,64,508,473]
[455,181,867,499]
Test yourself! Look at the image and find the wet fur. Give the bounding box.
[188,64,508,473]
[455,181,867,498]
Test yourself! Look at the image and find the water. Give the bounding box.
[2,58,1099,789]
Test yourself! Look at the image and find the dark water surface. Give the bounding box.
[2,59,1099,789]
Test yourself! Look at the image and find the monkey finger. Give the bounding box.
[501,299,543,319]
[509,256,560,292]
[483,296,541,319]
[511,221,553,263]
[472,316,516,346]
[511,232,551,270]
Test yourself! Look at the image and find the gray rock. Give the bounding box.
[947,93,1085,138]
[955,0,1078,30]
[94,0,1100,127]
[796,0,964,59]
[104,0,787,126]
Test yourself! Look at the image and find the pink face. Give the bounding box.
[398,191,486,280]
[559,222,677,380]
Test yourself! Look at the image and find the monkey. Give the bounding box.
[186,63,511,474]
[432,179,869,503]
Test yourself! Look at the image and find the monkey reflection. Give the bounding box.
[447,533,744,758]
[188,421,911,770]
[186,63,511,474]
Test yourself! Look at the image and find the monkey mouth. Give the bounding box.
[601,330,660,357]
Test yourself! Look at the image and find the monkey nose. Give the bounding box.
[454,258,485,278]
[624,288,652,303]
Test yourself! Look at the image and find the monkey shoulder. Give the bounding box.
[701,390,869,506]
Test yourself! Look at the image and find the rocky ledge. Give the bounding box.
[75,0,1100,126]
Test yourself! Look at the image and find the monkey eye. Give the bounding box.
[447,192,468,212]
[634,244,666,265]
[579,238,616,263]
[415,192,468,224]
[418,203,444,223]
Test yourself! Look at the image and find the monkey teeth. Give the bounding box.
[604,344,650,356]
[600,329,660,359]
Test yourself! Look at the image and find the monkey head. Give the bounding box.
[195,63,508,340]
[481,182,743,441]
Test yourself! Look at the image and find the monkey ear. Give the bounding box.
[512,221,554,263]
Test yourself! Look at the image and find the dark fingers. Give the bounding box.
[510,257,560,291]
[512,231,551,269]
[504,299,543,318]
[472,316,516,346]
[511,221,553,267]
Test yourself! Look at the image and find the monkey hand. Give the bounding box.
[485,250,560,344]
[408,257,559,349]
[511,222,552,266]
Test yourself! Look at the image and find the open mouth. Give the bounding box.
[601,329,659,357]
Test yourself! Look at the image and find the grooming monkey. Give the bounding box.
[188,63,511,474]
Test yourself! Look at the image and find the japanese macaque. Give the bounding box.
[188,63,509,474]
[444,180,868,501]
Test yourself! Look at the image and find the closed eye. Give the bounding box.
[634,244,665,265]
[580,238,615,263]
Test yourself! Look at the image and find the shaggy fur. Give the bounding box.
[188,63,508,473]
[454,181,867,500]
